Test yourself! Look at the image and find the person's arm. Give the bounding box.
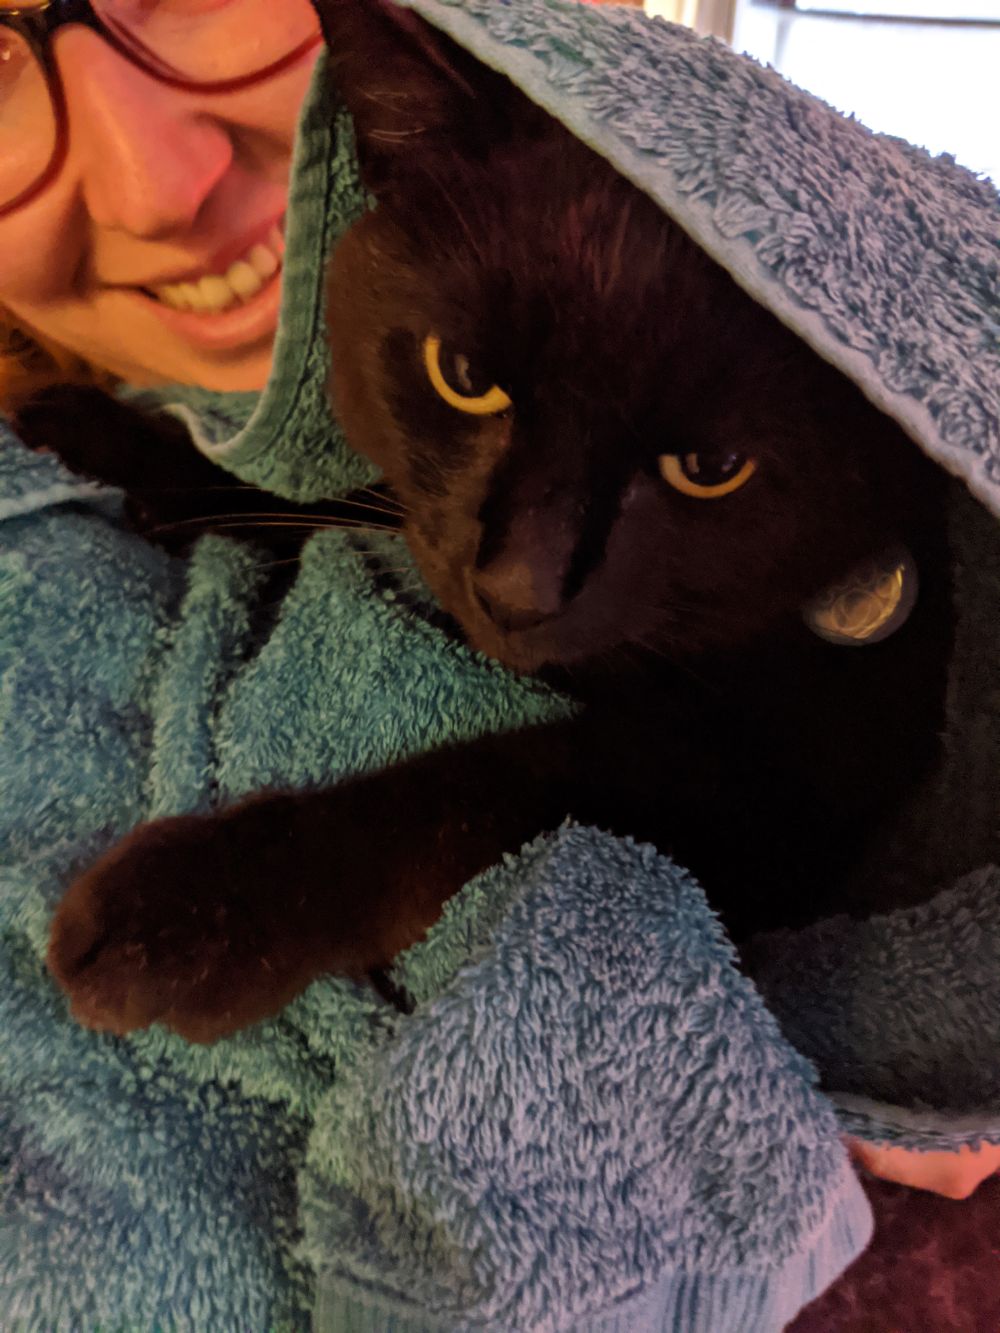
[847,1137,1000,1199]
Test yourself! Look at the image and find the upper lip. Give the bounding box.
[114,214,285,291]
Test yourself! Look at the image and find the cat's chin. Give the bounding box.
[449,605,604,676]
[461,617,621,677]
[440,580,682,675]
[452,619,547,674]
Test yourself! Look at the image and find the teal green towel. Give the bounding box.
[2,5,999,1329]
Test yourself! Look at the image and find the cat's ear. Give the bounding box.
[317,0,535,194]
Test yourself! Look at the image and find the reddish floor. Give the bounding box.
[789,1173,1000,1332]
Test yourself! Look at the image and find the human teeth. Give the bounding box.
[199,275,233,309]
[249,244,279,280]
[227,260,264,300]
[182,281,208,313]
[159,283,189,310]
[152,230,283,313]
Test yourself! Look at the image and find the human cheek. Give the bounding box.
[0,194,86,309]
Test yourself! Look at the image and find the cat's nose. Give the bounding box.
[472,559,563,633]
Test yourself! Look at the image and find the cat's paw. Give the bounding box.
[47,811,323,1043]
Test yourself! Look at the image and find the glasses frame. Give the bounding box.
[0,0,322,219]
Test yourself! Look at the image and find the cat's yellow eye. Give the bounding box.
[658,451,757,500]
[423,335,512,416]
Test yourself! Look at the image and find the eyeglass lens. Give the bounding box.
[0,0,320,212]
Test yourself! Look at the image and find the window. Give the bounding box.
[733,1,1000,184]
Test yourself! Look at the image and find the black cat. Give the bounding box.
[39,0,952,1043]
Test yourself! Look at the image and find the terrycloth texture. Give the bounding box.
[303,827,871,1333]
[0,451,869,1330]
[390,0,1000,514]
[1,7,999,1333]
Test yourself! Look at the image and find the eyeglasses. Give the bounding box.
[0,0,323,218]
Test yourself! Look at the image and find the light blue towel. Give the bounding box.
[1,4,999,1329]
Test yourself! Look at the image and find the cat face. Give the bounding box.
[322,0,939,672]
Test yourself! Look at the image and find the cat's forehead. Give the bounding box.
[393,129,671,303]
[374,132,782,404]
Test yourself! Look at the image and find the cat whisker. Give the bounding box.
[143,487,407,520]
[250,557,304,573]
[144,519,404,546]
[355,485,408,513]
[627,631,675,661]
[250,550,421,576]
[339,554,416,566]
[252,520,403,534]
[196,511,399,525]
[245,505,403,526]
[146,514,402,533]
[132,483,261,494]
[332,502,407,521]
[260,515,403,533]
[629,634,723,696]
[310,490,408,519]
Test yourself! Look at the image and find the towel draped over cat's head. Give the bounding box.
[317,0,945,673]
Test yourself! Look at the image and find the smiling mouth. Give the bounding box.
[143,221,285,316]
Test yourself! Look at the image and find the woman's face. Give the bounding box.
[0,17,321,390]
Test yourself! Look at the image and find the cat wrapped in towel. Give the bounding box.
[3,1,1000,1329]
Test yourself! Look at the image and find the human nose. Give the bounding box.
[51,26,233,238]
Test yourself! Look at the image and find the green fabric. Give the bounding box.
[163,53,378,500]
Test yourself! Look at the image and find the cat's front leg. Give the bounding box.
[48,724,580,1043]
[47,796,346,1044]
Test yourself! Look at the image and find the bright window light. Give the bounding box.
[793,2,1000,17]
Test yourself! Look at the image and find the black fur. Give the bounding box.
[44,0,954,1042]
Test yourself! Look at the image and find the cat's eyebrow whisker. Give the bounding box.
[607,408,647,447]
[370,127,428,142]
[423,167,486,267]
[360,88,417,109]
[595,192,635,303]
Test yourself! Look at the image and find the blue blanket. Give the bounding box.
[2,4,999,1329]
